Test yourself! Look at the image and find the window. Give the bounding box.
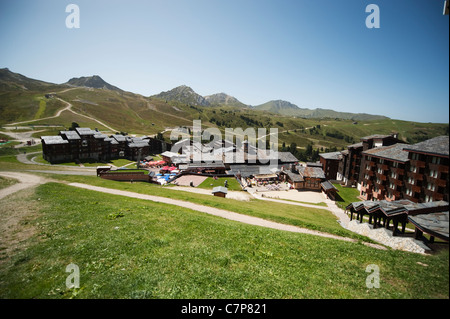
[410,165,417,173]
[377,168,383,174]
[406,188,413,196]
[389,182,395,189]
[388,191,393,198]
[379,159,384,164]
[427,183,435,191]
[432,157,441,165]
[392,162,399,168]
[391,171,397,179]
[425,195,433,203]
[429,169,438,178]
[411,153,419,161]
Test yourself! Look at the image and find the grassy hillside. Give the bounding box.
[0,182,447,299]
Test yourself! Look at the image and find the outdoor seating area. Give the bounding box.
[346,200,449,243]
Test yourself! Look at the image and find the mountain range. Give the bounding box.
[1,67,388,121]
[1,68,447,151]
[151,84,388,121]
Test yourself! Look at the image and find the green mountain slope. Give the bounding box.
[253,99,389,121]
[0,68,447,152]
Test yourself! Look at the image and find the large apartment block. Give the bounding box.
[41,127,169,163]
[358,136,449,203]
[337,134,402,186]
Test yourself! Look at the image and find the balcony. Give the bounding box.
[411,159,426,168]
[375,172,387,181]
[361,185,372,193]
[367,161,376,167]
[428,176,447,188]
[390,167,405,175]
[429,163,449,174]
[388,177,404,186]
[411,185,422,194]
[377,163,389,171]
[407,171,424,181]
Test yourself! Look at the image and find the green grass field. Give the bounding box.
[197,177,242,191]
[0,176,18,190]
[333,183,361,209]
[0,182,448,299]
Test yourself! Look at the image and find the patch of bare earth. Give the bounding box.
[0,187,44,266]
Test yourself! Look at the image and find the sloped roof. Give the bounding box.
[60,130,81,140]
[403,136,449,157]
[363,143,410,162]
[409,211,449,241]
[41,136,69,145]
[212,186,228,194]
[298,166,326,179]
[319,151,342,160]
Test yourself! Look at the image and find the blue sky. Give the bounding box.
[1,0,448,123]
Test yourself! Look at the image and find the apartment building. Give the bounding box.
[41,127,169,163]
[337,134,402,186]
[358,136,449,203]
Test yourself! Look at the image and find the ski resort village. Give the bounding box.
[37,126,449,254]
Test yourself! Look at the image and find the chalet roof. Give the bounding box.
[187,162,226,169]
[94,133,108,139]
[298,166,326,179]
[321,180,338,192]
[347,142,363,149]
[60,130,81,140]
[277,152,299,163]
[319,151,342,160]
[227,164,281,178]
[403,136,449,157]
[75,127,97,136]
[283,170,304,182]
[408,211,449,241]
[346,200,449,217]
[360,134,391,141]
[41,136,69,145]
[128,140,149,148]
[362,143,410,162]
[112,134,127,143]
[212,186,228,194]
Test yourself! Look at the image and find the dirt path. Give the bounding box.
[0,172,385,250]
[0,172,50,200]
[68,182,385,249]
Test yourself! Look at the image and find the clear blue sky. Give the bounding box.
[1,0,448,123]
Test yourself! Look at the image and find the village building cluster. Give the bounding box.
[320,134,449,204]
[41,127,170,163]
[41,128,449,246]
